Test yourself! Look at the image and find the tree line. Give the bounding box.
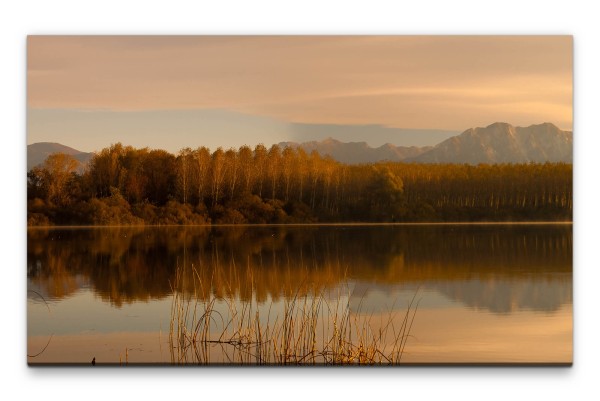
[27,143,572,226]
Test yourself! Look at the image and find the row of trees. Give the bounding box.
[27,143,573,226]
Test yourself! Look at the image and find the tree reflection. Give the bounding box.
[27,225,572,311]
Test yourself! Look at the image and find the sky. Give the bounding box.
[27,35,572,153]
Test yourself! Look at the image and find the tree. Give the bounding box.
[267,145,282,200]
[308,151,322,209]
[366,167,405,221]
[294,148,309,203]
[253,144,268,198]
[238,145,254,194]
[281,147,296,202]
[120,146,149,204]
[143,149,176,205]
[88,143,125,198]
[210,148,227,207]
[27,166,46,200]
[224,148,239,200]
[42,152,80,206]
[192,146,211,206]
[176,148,193,204]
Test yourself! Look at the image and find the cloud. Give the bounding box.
[27,36,572,130]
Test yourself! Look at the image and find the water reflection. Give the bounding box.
[350,276,572,315]
[27,224,572,313]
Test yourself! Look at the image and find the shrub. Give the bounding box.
[155,200,210,225]
[211,205,248,224]
[83,189,145,225]
[226,194,290,224]
[131,200,158,223]
[283,201,317,223]
[27,198,54,226]
[27,212,52,226]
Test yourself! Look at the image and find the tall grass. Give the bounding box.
[169,263,418,365]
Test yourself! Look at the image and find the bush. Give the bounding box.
[154,200,210,225]
[27,198,54,226]
[27,212,52,226]
[131,200,158,223]
[83,189,145,225]
[225,194,290,224]
[283,201,317,223]
[212,205,248,224]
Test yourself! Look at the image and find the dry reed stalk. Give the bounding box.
[168,263,419,365]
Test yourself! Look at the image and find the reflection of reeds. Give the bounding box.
[169,264,418,365]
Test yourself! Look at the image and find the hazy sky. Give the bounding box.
[27,36,572,153]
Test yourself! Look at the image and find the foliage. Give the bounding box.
[27,146,573,225]
[154,200,211,225]
[79,187,145,225]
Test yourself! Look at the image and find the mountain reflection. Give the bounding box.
[349,274,572,315]
[27,225,572,312]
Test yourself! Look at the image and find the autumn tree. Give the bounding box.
[294,147,309,203]
[192,146,211,206]
[238,145,254,194]
[366,167,405,221]
[88,143,126,198]
[210,148,227,207]
[42,152,80,206]
[281,147,295,202]
[176,147,193,204]
[253,144,268,198]
[143,149,176,205]
[224,148,239,200]
[267,144,282,200]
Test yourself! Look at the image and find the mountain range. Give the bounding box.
[280,122,572,164]
[27,122,572,170]
[409,122,572,164]
[278,138,433,164]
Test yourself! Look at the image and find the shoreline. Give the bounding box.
[27,221,574,229]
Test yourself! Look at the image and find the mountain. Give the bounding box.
[409,122,572,164]
[279,138,432,164]
[28,122,572,171]
[27,142,94,171]
[280,123,572,164]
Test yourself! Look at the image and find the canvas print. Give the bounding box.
[26,36,572,365]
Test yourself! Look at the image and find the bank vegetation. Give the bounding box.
[27,143,572,226]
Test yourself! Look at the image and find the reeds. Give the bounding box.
[168,263,418,365]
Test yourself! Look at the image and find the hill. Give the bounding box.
[27,142,94,171]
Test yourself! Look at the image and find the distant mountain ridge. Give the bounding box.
[27,122,572,170]
[281,122,572,164]
[409,122,572,164]
[279,138,432,164]
[27,142,94,171]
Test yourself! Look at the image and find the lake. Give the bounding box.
[27,223,572,365]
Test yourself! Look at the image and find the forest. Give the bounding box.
[26,143,573,226]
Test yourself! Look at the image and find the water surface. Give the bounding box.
[27,224,572,364]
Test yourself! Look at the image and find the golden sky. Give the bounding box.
[27,36,572,151]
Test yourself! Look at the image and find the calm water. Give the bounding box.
[27,224,572,365]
